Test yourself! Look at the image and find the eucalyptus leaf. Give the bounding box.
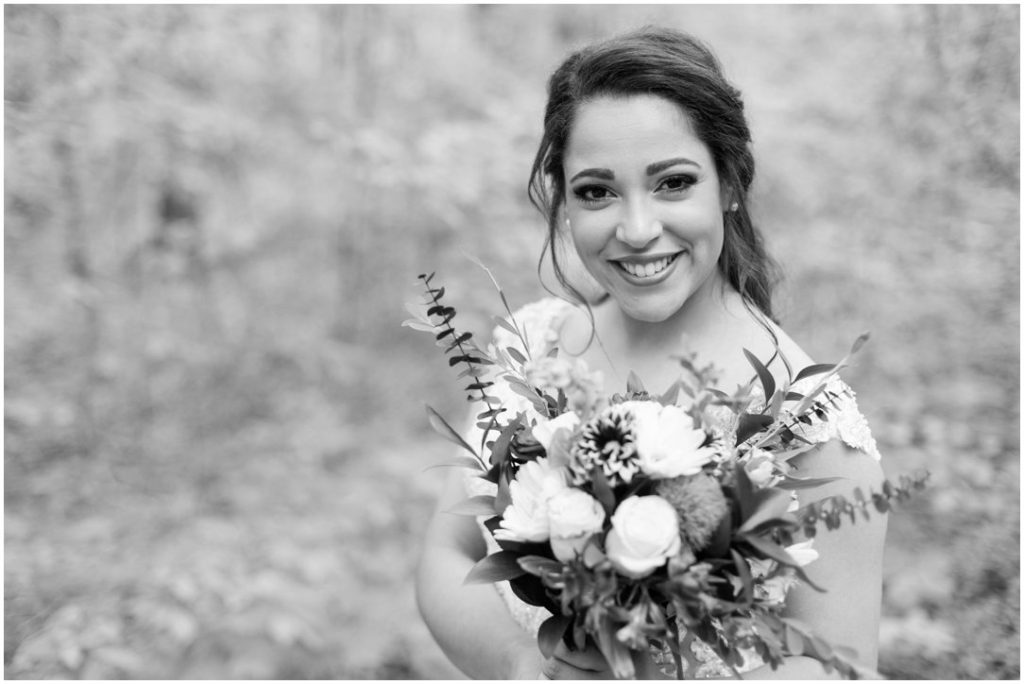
[401,318,436,332]
[492,315,519,336]
[626,370,646,394]
[775,475,844,491]
[506,346,528,365]
[738,489,794,534]
[659,379,682,406]
[743,348,775,401]
[495,464,512,514]
[464,550,527,584]
[769,388,786,419]
[733,463,756,522]
[808,635,834,661]
[735,532,798,567]
[735,413,774,445]
[504,376,549,413]
[489,418,521,468]
[404,300,428,318]
[446,495,497,516]
[850,332,870,355]
[793,363,837,383]
[518,554,564,576]
[425,405,478,458]
[444,331,473,353]
[730,549,754,607]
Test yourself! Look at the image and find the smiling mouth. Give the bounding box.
[614,253,681,279]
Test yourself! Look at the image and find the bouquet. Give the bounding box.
[406,271,928,679]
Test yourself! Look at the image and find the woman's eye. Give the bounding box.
[573,185,615,205]
[657,174,697,194]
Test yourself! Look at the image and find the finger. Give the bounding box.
[541,658,611,680]
[552,641,611,672]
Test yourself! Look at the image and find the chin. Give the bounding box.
[618,297,685,324]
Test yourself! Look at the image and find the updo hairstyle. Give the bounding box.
[528,27,779,320]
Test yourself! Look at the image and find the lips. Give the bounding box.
[612,252,683,281]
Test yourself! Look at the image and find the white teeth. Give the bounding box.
[618,254,678,278]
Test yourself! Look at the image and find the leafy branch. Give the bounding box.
[405,272,504,468]
[744,334,870,451]
[464,253,533,363]
[749,612,878,679]
[796,471,931,538]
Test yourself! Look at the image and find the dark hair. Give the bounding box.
[528,26,779,321]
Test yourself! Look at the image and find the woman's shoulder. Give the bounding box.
[770,327,880,462]
[746,316,883,462]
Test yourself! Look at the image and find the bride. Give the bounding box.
[416,27,886,679]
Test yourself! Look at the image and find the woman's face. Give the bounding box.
[563,94,729,323]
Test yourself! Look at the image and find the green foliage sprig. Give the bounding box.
[417,272,496,402]
[411,270,930,679]
[797,471,932,538]
[403,272,504,470]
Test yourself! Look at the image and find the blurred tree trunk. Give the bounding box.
[333,5,371,344]
[54,135,100,456]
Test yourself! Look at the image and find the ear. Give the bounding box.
[720,184,737,213]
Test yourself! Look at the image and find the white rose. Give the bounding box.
[547,489,606,563]
[493,458,568,543]
[605,495,681,578]
[532,411,581,452]
[629,402,714,479]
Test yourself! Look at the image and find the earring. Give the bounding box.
[728,202,739,212]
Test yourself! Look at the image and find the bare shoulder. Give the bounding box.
[791,438,886,496]
[764,321,815,371]
[712,296,816,391]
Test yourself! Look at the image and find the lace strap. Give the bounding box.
[785,375,882,460]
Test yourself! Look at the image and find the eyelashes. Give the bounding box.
[571,174,698,206]
[657,173,698,193]
[573,185,614,205]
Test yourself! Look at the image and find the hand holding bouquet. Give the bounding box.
[406,272,927,679]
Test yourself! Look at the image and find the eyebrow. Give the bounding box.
[646,157,701,176]
[568,157,701,183]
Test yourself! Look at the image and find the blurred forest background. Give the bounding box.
[4,4,1019,680]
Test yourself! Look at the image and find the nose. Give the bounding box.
[615,199,662,248]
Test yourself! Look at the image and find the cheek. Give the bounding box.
[568,218,609,256]
[665,205,725,252]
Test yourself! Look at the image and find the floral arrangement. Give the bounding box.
[405,271,928,679]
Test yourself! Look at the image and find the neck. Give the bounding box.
[610,270,739,353]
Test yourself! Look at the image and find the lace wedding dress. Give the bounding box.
[463,297,881,678]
